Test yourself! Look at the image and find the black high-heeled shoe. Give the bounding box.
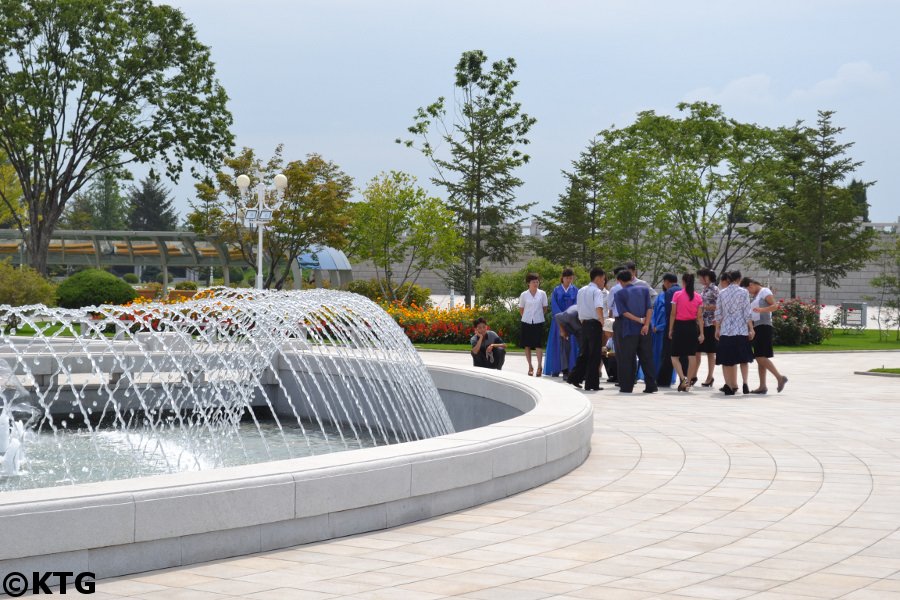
[701,377,714,388]
[742,383,750,395]
[690,377,698,386]
[723,384,736,396]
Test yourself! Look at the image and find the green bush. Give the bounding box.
[772,298,828,345]
[0,260,57,306]
[346,279,431,308]
[56,268,138,308]
[122,273,139,284]
[475,258,589,310]
[175,280,198,290]
[154,271,174,284]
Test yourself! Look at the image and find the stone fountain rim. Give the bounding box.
[0,358,593,577]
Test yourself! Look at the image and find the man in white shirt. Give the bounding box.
[567,267,606,391]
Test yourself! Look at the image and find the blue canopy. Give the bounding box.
[296,246,352,271]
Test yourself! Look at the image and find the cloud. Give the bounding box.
[788,61,890,103]
[683,73,777,108]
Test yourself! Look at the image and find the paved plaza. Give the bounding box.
[93,350,900,600]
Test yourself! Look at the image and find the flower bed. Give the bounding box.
[383,303,489,344]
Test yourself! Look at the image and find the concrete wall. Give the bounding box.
[351,225,900,305]
[0,361,592,579]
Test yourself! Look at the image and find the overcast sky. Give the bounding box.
[155,0,899,223]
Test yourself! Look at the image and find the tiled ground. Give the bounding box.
[95,350,900,600]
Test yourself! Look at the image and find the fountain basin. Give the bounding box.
[0,359,592,579]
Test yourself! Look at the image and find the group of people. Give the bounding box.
[470,262,788,396]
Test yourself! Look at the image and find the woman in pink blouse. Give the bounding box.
[668,273,705,391]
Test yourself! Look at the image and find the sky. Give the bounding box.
[153,0,899,223]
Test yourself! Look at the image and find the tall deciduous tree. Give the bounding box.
[399,50,536,305]
[347,171,461,303]
[0,0,233,273]
[185,146,353,289]
[127,175,179,231]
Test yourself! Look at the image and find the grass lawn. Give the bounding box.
[774,329,900,353]
[869,368,900,374]
[417,330,900,354]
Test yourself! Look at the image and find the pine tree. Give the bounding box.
[127,175,179,231]
[536,139,606,269]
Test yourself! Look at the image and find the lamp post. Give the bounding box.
[236,173,288,290]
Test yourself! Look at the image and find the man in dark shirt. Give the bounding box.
[470,317,506,370]
[614,270,658,393]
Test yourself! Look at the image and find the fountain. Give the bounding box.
[0,288,453,490]
[0,288,592,579]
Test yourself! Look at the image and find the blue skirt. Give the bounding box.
[543,315,579,375]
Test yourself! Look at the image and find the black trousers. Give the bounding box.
[618,332,657,393]
[568,320,602,389]
[472,348,506,370]
[656,335,687,386]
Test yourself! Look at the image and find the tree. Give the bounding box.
[59,192,96,230]
[399,50,536,305]
[91,170,129,230]
[184,146,353,289]
[868,234,900,340]
[638,102,776,276]
[347,171,461,303]
[798,111,875,303]
[536,138,608,270]
[59,170,129,230]
[848,178,871,222]
[0,0,233,273]
[754,122,815,297]
[127,175,179,231]
[0,150,24,228]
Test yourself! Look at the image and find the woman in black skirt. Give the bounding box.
[747,279,788,393]
[714,272,755,395]
[668,273,705,391]
[695,268,719,387]
[518,273,548,376]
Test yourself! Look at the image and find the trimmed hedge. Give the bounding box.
[57,269,138,309]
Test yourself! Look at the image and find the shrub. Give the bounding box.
[154,271,174,284]
[175,280,198,291]
[346,279,431,308]
[475,258,589,310]
[56,269,138,309]
[0,260,57,306]
[772,298,829,345]
[122,273,139,284]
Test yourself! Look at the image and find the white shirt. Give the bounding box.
[576,282,605,321]
[750,287,773,324]
[607,283,623,317]
[519,288,548,324]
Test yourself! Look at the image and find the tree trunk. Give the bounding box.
[789,270,797,298]
[26,223,51,276]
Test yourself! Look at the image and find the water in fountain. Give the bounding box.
[0,288,453,491]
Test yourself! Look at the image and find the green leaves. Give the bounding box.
[347,171,461,303]
[399,50,536,303]
[0,0,233,271]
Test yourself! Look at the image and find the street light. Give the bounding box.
[236,173,288,289]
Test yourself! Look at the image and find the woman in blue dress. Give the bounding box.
[544,268,579,377]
